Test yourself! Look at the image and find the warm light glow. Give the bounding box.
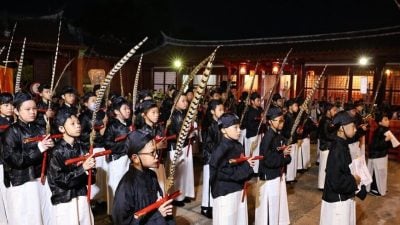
[358,56,369,66]
[272,62,280,74]
[272,66,279,74]
[239,64,247,75]
[385,69,392,76]
[244,75,258,91]
[173,59,182,69]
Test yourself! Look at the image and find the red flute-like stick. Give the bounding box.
[114,134,177,143]
[229,155,264,164]
[65,150,112,166]
[23,133,63,144]
[87,146,93,202]
[0,125,9,129]
[134,190,181,219]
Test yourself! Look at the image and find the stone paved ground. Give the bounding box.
[95,144,400,225]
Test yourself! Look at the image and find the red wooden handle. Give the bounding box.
[134,190,181,219]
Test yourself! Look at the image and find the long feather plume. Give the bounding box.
[165,54,212,129]
[86,37,148,202]
[52,58,75,95]
[119,69,124,97]
[166,46,220,194]
[286,65,327,146]
[48,20,62,111]
[239,62,259,126]
[249,48,293,153]
[15,37,26,93]
[131,53,143,123]
[0,46,5,57]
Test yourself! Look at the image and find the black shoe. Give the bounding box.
[183,197,192,203]
[297,169,306,174]
[173,200,185,207]
[201,207,213,219]
[369,190,381,196]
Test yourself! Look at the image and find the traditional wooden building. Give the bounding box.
[2,15,400,108]
[142,26,400,107]
[0,16,147,96]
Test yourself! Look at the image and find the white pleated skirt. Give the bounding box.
[297,138,311,170]
[54,196,94,225]
[213,190,248,225]
[201,164,213,207]
[169,145,195,201]
[286,144,298,181]
[320,199,355,225]
[0,165,8,225]
[107,155,130,215]
[244,135,261,173]
[6,178,54,225]
[366,155,388,196]
[255,174,290,225]
[318,150,329,189]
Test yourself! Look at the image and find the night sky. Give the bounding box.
[2,0,400,41]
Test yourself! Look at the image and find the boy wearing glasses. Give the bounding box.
[255,107,291,225]
[113,130,174,225]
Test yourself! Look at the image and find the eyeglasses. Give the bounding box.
[138,150,158,158]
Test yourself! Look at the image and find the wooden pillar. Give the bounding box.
[323,69,328,100]
[300,63,306,99]
[295,63,306,97]
[348,67,353,101]
[75,49,85,95]
[373,61,385,105]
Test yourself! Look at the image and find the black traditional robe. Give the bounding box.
[112,166,172,225]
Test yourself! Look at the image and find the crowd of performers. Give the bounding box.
[0,80,396,225]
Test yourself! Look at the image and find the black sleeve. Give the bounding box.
[210,145,253,183]
[260,132,290,168]
[48,150,87,189]
[103,123,126,154]
[79,114,91,145]
[3,129,42,169]
[326,146,358,195]
[370,129,392,153]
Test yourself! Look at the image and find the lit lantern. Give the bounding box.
[239,64,247,75]
[385,69,392,76]
[272,62,279,74]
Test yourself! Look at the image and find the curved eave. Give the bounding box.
[161,25,400,47]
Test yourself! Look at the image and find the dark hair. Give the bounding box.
[93,84,101,93]
[82,92,96,103]
[13,91,33,110]
[208,99,223,111]
[374,111,389,123]
[0,92,13,105]
[250,92,261,101]
[111,96,129,111]
[38,84,50,93]
[60,86,77,96]
[218,112,240,129]
[240,91,248,101]
[134,100,158,129]
[54,108,76,127]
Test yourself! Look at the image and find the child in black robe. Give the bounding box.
[112,130,174,225]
